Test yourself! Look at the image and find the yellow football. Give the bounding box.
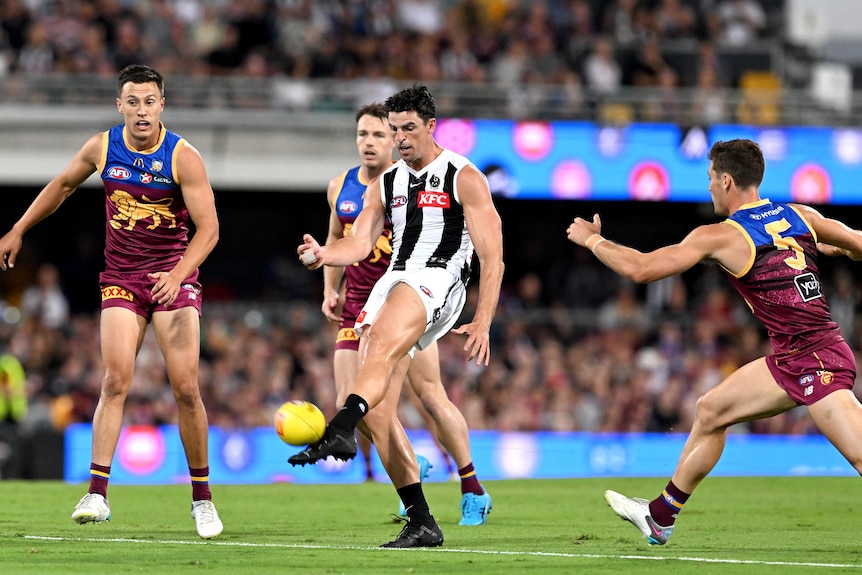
[274,400,326,446]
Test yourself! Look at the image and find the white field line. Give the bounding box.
[18,535,862,569]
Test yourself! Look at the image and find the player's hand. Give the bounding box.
[566,214,602,247]
[0,230,23,272]
[297,234,324,270]
[451,321,491,366]
[148,271,182,305]
[321,291,343,322]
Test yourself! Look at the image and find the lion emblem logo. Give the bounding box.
[110,190,177,230]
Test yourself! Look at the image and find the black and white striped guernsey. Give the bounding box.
[379,148,475,280]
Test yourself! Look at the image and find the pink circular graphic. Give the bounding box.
[791,163,831,204]
[629,162,670,201]
[434,119,476,156]
[550,159,592,199]
[513,122,553,161]
[117,426,165,475]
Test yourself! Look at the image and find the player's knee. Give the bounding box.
[692,392,724,430]
[100,370,131,399]
[171,381,202,410]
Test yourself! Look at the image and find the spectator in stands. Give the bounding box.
[440,29,481,82]
[715,0,767,45]
[583,35,622,96]
[70,23,113,75]
[628,37,675,87]
[206,24,245,75]
[19,263,69,330]
[16,19,53,74]
[601,0,639,45]
[654,0,698,39]
[396,0,445,36]
[110,17,144,73]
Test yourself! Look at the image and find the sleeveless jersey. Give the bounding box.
[379,148,474,280]
[723,199,841,358]
[333,166,393,299]
[97,123,192,275]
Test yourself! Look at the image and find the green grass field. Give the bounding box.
[2,477,861,574]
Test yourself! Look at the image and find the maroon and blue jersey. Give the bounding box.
[723,199,841,358]
[332,166,393,303]
[97,123,194,277]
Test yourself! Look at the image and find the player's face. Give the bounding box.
[389,111,436,168]
[116,81,164,149]
[356,114,394,171]
[707,161,729,216]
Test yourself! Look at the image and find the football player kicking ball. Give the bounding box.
[318,102,492,528]
[291,85,504,548]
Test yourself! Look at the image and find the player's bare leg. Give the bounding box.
[153,308,222,539]
[72,307,145,525]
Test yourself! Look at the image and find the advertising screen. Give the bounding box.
[434,120,862,204]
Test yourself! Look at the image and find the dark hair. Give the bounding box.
[384,83,436,123]
[117,64,164,97]
[355,102,387,123]
[708,139,765,189]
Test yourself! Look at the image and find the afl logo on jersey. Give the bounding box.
[391,195,408,208]
[140,173,153,184]
[339,200,359,214]
[108,167,131,180]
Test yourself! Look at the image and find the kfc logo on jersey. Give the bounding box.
[140,172,153,184]
[418,191,450,208]
[108,167,131,180]
[339,200,359,214]
[391,195,408,208]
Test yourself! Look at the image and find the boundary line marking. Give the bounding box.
[19,535,862,569]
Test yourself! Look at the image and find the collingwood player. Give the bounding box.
[291,84,504,548]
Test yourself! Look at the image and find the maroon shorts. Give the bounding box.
[334,294,366,352]
[767,339,856,406]
[99,270,202,322]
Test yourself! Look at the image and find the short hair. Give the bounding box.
[384,83,436,123]
[708,139,765,189]
[355,102,387,123]
[117,64,164,97]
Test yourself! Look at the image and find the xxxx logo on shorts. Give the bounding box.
[336,328,359,343]
[102,286,134,302]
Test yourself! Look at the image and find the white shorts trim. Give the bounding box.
[355,268,466,351]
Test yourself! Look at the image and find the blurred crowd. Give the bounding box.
[3,248,860,453]
[1,0,781,118]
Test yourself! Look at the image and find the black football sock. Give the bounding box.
[329,394,369,435]
[396,483,432,523]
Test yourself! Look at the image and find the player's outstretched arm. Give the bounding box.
[298,178,386,269]
[451,166,504,366]
[0,133,100,271]
[567,214,745,282]
[797,204,862,261]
